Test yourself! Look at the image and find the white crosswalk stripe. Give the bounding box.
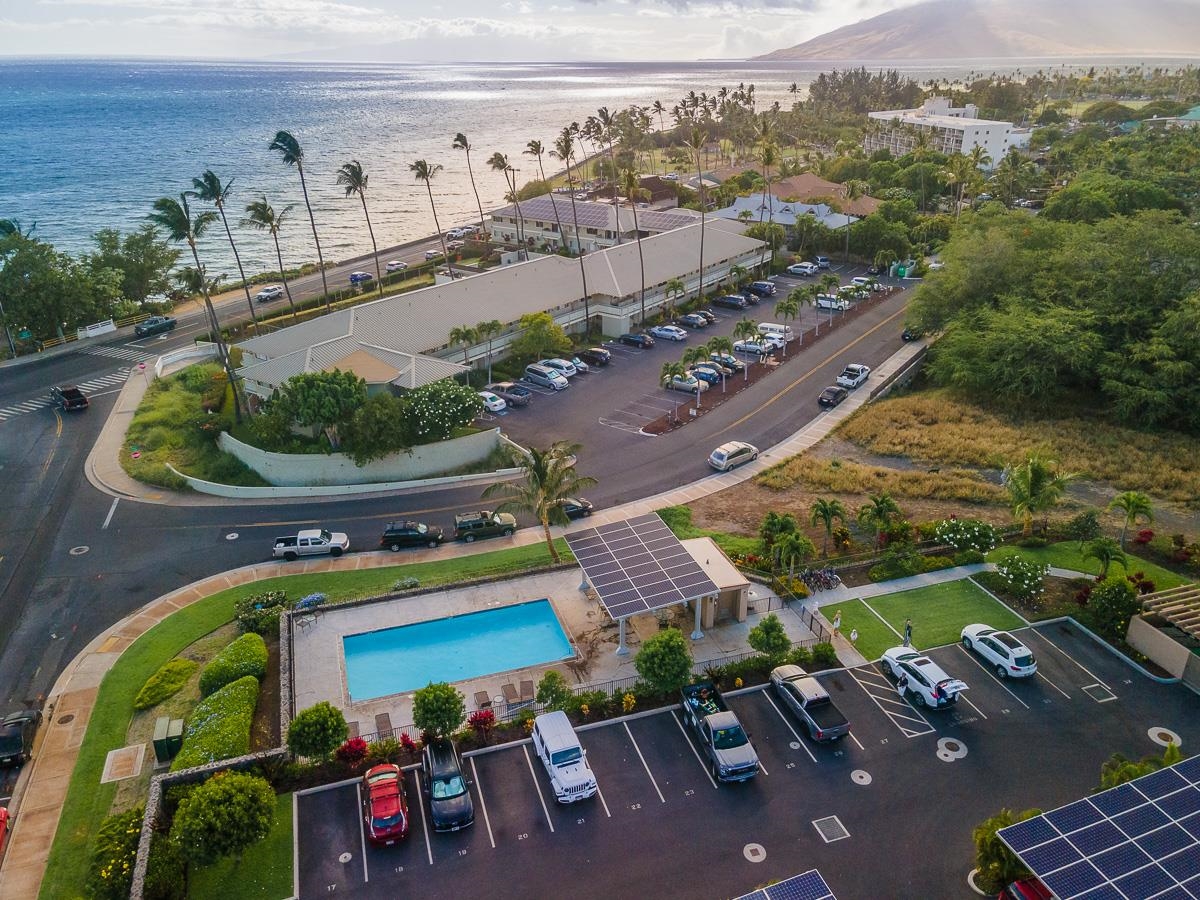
[0,367,130,423]
[79,345,154,362]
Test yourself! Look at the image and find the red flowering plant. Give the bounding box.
[335,736,368,765]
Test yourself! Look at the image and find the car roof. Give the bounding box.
[426,738,460,775]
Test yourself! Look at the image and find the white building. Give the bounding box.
[489,195,701,254]
[712,192,857,231]
[865,97,1031,168]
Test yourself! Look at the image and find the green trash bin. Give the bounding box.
[152,716,172,763]
[166,719,185,757]
[896,265,907,278]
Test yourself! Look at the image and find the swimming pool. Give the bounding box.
[342,599,573,701]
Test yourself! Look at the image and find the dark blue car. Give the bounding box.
[349,271,373,284]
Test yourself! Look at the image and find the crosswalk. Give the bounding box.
[0,368,131,422]
[79,345,157,362]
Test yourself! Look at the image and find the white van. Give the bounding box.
[815,294,849,311]
[530,711,598,803]
[758,322,795,343]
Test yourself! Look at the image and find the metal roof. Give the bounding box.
[491,195,701,235]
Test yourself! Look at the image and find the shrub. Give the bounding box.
[921,555,956,573]
[973,808,1040,893]
[170,771,275,868]
[171,676,259,771]
[810,643,839,669]
[634,628,694,694]
[235,590,291,636]
[535,670,572,710]
[785,646,813,669]
[934,518,999,553]
[995,555,1050,603]
[1017,536,1048,548]
[286,701,348,761]
[134,658,199,710]
[748,613,791,661]
[84,806,144,900]
[1132,529,1154,546]
[721,655,775,685]
[953,549,986,566]
[1064,509,1102,547]
[772,575,810,598]
[335,736,368,764]
[143,833,186,900]
[413,682,466,739]
[1080,577,1141,643]
[366,737,401,764]
[468,709,496,743]
[199,633,268,697]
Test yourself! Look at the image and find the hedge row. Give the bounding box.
[133,658,199,710]
[199,633,268,697]
[171,675,260,771]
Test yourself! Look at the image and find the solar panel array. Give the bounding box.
[734,869,837,900]
[565,513,719,620]
[999,756,1200,899]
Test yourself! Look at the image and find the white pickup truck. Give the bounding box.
[272,529,349,561]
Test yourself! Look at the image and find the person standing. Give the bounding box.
[832,611,842,637]
[903,618,913,647]
[849,628,858,646]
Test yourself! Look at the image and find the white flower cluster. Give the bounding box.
[996,555,1050,601]
[935,518,998,553]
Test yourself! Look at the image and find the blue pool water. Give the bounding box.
[343,599,572,701]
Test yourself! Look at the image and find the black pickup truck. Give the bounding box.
[769,665,850,743]
[680,681,760,782]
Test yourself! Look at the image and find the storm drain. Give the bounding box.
[812,815,850,843]
[1082,683,1117,703]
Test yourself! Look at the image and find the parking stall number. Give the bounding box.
[517,833,530,841]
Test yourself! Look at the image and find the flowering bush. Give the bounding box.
[622,693,636,714]
[335,736,368,764]
[1127,572,1156,595]
[995,555,1050,602]
[1132,529,1154,546]
[468,708,496,741]
[84,806,144,900]
[400,379,483,443]
[935,518,999,553]
[399,732,418,754]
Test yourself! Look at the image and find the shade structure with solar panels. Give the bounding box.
[734,869,837,900]
[998,755,1200,899]
[565,513,720,653]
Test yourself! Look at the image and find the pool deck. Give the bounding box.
[293,570,822,732]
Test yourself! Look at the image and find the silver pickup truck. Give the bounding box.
[272,528,349,561]
[680,681,759,783]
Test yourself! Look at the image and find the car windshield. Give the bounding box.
[431,775,467,800]
[551,747,582,766]
[713,725,748,750]
[0,732,20,754]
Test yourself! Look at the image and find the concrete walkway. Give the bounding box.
[1,340,927,898]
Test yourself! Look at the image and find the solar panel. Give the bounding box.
[999,759,1200,899]
[733,869,837,900]
[565,513,720,620]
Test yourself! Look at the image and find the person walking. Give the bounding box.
[903,618,913,647]
[832,611,842,637]
[849,628,858,646]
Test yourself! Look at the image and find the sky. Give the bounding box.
[0,0,923,61]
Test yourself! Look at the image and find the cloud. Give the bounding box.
[576,0,822,11]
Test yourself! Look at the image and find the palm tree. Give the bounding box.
[774,292,799,358]
[804,283,821,335]
[858,493,901,549]
[660,360,686,397]
[243,196,299,320]
[452,133,487,238]
[620,168,649,326]
[1083,537,1128,580]
[335,160,383,296]
[476,319,503,383]
[683,126,709,302]
[1108,491,1154,548]
[482,441,596,563]
[663,277,685,321]
[147,193,241,422]
[595,106,622,213]
[727,264,748,292]
[448,324,478,364]
[488,151,525,256]
[551,128,591,337]
[680,345,709,408]
[1003,453,1078,536]
[410,159,454,278]
[524,139,565,252]
[191,170,259,333]
[774,532,815,578]
[810,498,847,558]
[268,130,330,311]
[908,127,932,211]
[840,179,869,264]
[706,335,733,362]
[733,318,758,381]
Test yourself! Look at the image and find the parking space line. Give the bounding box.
[1036,670,1072,699]
[595,782,613,817]
[670,711,719,789]
[624,722,666,803]
[849,731,865,750]
[522,745,556,832]
[955,645,1030,710]
[847,666,936,738]
[1024,627,1113,691]
[760,691,818,764]
[412,770,434,865]
[356,781,369,882]
[469,757,496,848]
[959,694,988,720]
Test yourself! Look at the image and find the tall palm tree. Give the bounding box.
[680,345,709,409]
[683,127,709,303]
[524,139,565,252]
[335,160,383,297]
[858,493,901,549]
[810,498,847,558]
[595,106,621,213]
[1108,491,1154,548]
[660,360,686,400]
[803,283,822,336]
[727,264,748,292]
[775,292,799,357]
[148,193,241,422]
[663,277,685,321]
[448,324,478,364]
[476,319,503,383]
[651,99,667,133]
[410,159,454,278]
[191,170,259,333]
[551,128,591,336]
[268,130,330,311]
[732,318,758,381]
[242,196,299,320]
[488,151,525,257]
[840,179,869,264]
[452,133,487,238]
[774,532,815,578]
[482,441,597,563]
[1083,537,1128,580]
[620,168,649,326]
[908,127,932,212]
[1003,453,1077,536]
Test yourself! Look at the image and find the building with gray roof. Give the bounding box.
[489,194,701,253]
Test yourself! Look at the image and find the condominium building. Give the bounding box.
[864,97,1031,168]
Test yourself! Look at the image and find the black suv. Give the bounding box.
[711,294,748,310]
[818,385,849,408]
[745,280,776,297]
[51,385,89,411]
[423,738,475,832]
[0,709,42,766]
[380,521,444,551]
[576,347,611,367]
[618,333,655,348]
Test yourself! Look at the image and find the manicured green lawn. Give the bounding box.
[39,540,567,900]
[190,792,293,900]
[866,579,1026,651]
[988,541,1189,589]
[821,599,901,662]
[658,505,761,559]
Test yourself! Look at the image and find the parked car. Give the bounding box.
[51,385,88,411]
[539,357,578,378]
[688,367,721,386]
[746,280,777,297]
[0,709,42,766]
[851,276,882,292]
[446,239,465,251]
[814,294,849,311]
[385,260,408,272]
[738,291,761,306]
[454,510,517,542]
[961,625,1037,678]
[818,386,849,408]
[273,528,349,561]
[710,352,745,373]
[576,347,611,367]
[680,682,759,782]
[523,363,569,391]
[693,309,718,324]
[815,255,830,268]
[556,496,594,519]
[836,364,871,389]
[733,339,772,356]
[133,315,176,337]
[531,712,599,803]
[568,356,590,374]
[881,647,968,709]
[866,263,882,276]
[380,521,445,551]
[787,262,818,276]
[423,739,475,832]
[445,228,464,240]
[711,294,748,310]
[769,665,850,743]
[692,363,728,381]
[425,249,443,260]
[477,390,507,413]
[663,373,708,393]
[1000,877,1053,900]
[362,763,410,846]
[618,332,655,348]
[255,285,284,302]
[708,441,758,472]
[349,271,373,284]
[678,313,709,329]
[484,381,531,407]
[649,324,688,342]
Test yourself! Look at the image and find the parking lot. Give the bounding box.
[295,621,1200,898]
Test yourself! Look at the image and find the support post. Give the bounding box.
[691,598,704,641]
[616,617,629,656]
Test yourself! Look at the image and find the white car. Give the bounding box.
[851,276,882,292]
[569,356,590,374]
[815,294,850,311]
[961,625,1037,678]
[708,441,758,472]
[649,324,688,342]
[836,364,871,389]
[425,249,443,260]
[447,239,465,251]
[539,358,578,378]
[445,228,464,240]
[787,262,818,276]
[881,647,968,709]
[385,260,408,272]
[477,391,507,413]
[460,224,480,235]
[663,374,708,393]
[733,339,774,356]
[254,285,284,302]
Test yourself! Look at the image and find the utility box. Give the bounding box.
[166,719,184,757]
[152,717,185,763]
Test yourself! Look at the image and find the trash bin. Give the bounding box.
[152,716,172,763]
[166,719,185,757]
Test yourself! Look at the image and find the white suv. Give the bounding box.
[531,712,598,803]
[815,294,849,311]
[881,647,968,709]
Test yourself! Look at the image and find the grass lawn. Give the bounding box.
[988,541,1189,589]
[39,540,566,900]
[658,505,761,558]
[866,579,1026,651]
[822,599,901,661]
[190,792,294,900]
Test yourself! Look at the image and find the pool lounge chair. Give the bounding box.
[374,712,392,739]
[519,680,535,702]
[501,683,519,705]
[474,691,492,709]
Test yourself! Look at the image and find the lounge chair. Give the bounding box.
[374,712,392,739]
[519,679,535,702]
[474,691,492,709]
[501,683,519,705]
[347,721,360,739]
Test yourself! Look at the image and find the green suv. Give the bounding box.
[453,510,517,542]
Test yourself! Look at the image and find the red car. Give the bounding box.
[362,764,409,846]
[999,877,1052,900]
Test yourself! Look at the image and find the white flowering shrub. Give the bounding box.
[403,379,484,442]
[934,518,999,553]
[995,555,1050,602]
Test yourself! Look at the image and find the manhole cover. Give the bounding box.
[58,714,75,725]
[851,769,872,785]
[743,843,766,862]
[225,532,239,541]
[812,815,850,843]
[338,852,353,864]
[789,741,801,750]
[69,546,89,556]
[1148,726,1182,748]
[937,737,968,762]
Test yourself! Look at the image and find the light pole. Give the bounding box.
[0,294,17,358]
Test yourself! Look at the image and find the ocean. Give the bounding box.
[0,56,1154,276]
